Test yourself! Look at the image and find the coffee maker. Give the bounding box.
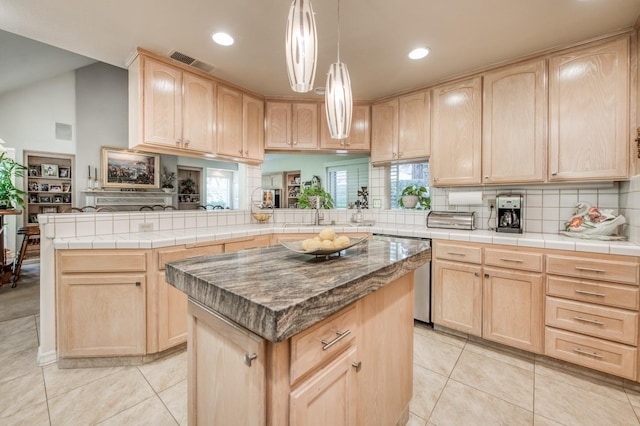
[496,194,524,233]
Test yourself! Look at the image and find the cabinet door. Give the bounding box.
[398,91,430,160]
[432,260,482,336]
[265,102,292,148]
[320,104,371,151]
[483,267,544,353]
[58,274,146,357]
[483,60,546,183]
[188,301,265,426]
[182,73,215,153]
[143,59,183,147]
[289,347,358,426]
[431,77,482,186]
[225,235,271,253]
[370,99,398,164]
[549,37,629,180]
[243,93,265,161]
[292,103,319,149]
[158,273,188,351]
[216,85,244,157]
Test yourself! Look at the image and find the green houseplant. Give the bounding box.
[398,185,430,210]
[297,184,334,209]
[0,152,27,209]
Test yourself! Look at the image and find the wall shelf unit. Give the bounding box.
[285,171,301,208]
[177,166,202,210]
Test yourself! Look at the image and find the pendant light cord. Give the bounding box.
[336,0,341,62]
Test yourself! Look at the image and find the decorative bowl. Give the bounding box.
[280,236,368,256]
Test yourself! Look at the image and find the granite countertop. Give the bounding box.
[165,238,431,342]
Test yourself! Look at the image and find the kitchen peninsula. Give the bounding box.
[165,238,431,425]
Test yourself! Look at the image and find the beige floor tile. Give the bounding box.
[97,395,177,426]
[464,340,535,372]
[138,351,187,393]
[413,332,463,376]
[410,364,448,420]
[626,388,640,409]
[0,327,38,358]
[159,380,187,426]
[535,361,627,403]
[407,412,427,426]
[43,363,126,399]
[414,325,467,349]
[0,346,40,385]
[0,400,49,426]
[0,370,47,419]
[451,350,534,410]
[0,316,36,339]
[48,367,155,425]
[430,379,533,426]
[534,372,639,426]
[533,415,565,426]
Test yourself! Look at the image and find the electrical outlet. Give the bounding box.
[487,198,496,210]
[139,223,154,232]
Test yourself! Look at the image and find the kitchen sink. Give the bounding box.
[282,222,356,228]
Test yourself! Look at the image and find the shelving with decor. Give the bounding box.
[177,166,201,210]
[23,151,75,225]
[284,171,301,208]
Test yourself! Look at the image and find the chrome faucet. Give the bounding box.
[310,196,323,225]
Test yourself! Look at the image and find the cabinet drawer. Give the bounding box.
[546,254,638,285]
[545,327,637,380]
[290,304,357,385]
[547,276,639,310]
[435,242,482,264]
[485,248,543,272]
[58,250,147,273]
[545,297,638,345]
[157,244,223,270]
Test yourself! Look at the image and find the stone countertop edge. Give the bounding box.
[165,239,431,342]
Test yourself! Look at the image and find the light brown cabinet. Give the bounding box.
[431,77,482,186]
[320,103,371,151]
[265,101,319,150]
[216,86,265,162]
[141,57,215,153]
[370,91,429,164]
[548,36,630,181]
[482,60,547,184]
[243,93,265,162]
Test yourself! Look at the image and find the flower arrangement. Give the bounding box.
[160,167,176,190]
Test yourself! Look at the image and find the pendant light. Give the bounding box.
[325,0,352,139]
[285,0,318,93]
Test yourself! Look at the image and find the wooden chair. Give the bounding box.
[96,206,115,212]
[140,205,166,211]
[64,207,85,213]
[12,226,40,287]
[163,205,177,210]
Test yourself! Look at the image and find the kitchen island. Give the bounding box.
[166,238,431,426]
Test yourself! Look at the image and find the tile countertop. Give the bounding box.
[165,238,431,342]
[51,222,640,256]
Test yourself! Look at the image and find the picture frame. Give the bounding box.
[62,183,71,192]
[41,164,58,178]
[28,182,39,192]
[101,146,160,189]
[53,195,63,203]
[29,214,39,224]
[38,183,49,192]
[28,166,40,177]
[58,167,70,178]
[62,194,71,203]
[49,185,62,192]
[40,206,58,214]
[29,194,38,203]
[38,195,52,203]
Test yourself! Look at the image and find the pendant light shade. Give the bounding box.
[285,0,318,93]
[325,62,352,139]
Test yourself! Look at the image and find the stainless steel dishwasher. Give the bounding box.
[372,234,431,323]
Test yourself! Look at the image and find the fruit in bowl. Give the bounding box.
[301,228,351,251]
[252,212,272,222]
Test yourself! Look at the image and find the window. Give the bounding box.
[206,168,235,208]
[327,161,369,208]
[390,162,430,209]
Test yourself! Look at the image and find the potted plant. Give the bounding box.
[398,185,430,210]
[0,152,27,209]
[160,167,176,193]
[297,184,334,209]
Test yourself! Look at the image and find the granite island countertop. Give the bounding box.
[165,238,431,342]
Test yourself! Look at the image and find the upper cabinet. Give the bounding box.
[141,57,215,154]
[371,91,430,164]
[548,37,630,181]
[320,103,371,151]
[265,101,318,150]
[431,77,482,186]
[482,59,547,184]
[216,85,243,159]
[243,94,265,162]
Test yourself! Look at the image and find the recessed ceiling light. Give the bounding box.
[212,32,234,46]
[408,47,430,60]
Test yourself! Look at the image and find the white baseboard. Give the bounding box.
[37,348,57,366]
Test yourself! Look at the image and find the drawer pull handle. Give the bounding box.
[321,329,351,351]
[135,281,141,287]
[446,251,466,256]
[575,266,606,273]
[575,289,606,297]
[243,353,258,367]
[573,348,603,359]
[352,361,362,372]
[574,316,604,326]
[500,258,523,263]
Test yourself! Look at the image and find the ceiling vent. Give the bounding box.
[169,50,215,74]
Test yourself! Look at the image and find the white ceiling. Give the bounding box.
[0,0,639,100]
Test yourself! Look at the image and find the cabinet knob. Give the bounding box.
[392,152,397,158]
[484,176,489,180]
[484,273,489,278]
[239,149,243,154]
[243,353,258,367]
[474,272,479,277]
[352,361,362,373]
[244,150,249,155]
[184,139,190,145]
[398,152,403,157]
[551,172,558,176]
[135,281,141,286]
[293,140,298,145]
[176,139,182,146]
